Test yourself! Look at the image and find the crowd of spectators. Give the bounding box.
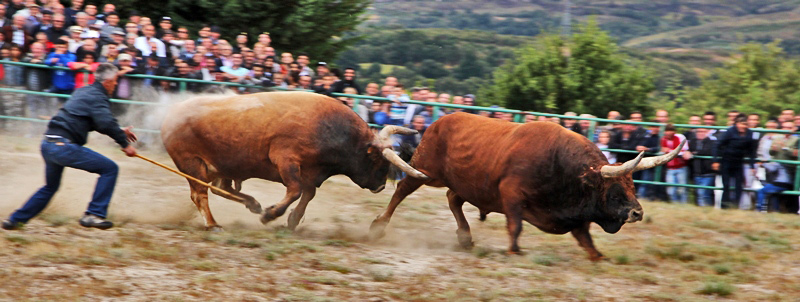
[1,1,799,214]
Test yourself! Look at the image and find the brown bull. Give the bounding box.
[160,91,428,230]
[369,113,682,260]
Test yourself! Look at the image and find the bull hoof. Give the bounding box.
[260,206,278,225]
[368,219,388,241]
[456,230,473,249]
[589,254,607,262]
[246,202,263,214]
[206,226,224,232]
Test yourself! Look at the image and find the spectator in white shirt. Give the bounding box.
[133,24,165,57]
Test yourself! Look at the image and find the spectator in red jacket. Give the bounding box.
[662,124,689,203]
[68,52,99,89]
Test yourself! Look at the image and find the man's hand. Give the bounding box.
[122,145,137,157]
[635,146,648,152]
[712,163,720,171]
[123,126,138,143]
[751,168,757,176]
[50,57,59,63]
[682,151,693,160]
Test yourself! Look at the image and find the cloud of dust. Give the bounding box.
[115,86,237,151]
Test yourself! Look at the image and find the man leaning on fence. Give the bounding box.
[757,121,798,213]
[687,127,717,207]
[2,63,138,231]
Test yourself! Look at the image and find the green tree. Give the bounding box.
[416,59,450,79]
[110,0,370,60]
[678,41,800,121]
[453,49,488,80]
[480,20,654,116]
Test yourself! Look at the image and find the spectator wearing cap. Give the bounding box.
[232,32,248,54]
[106,29,125,49]
[134,24,166,58]
[3,13,32,51]
[112,53,138,99]
[66,25,81,52]
[45,39,76,97]
[95,4,115,22]
[99,12,121,44]
[155,16,172,39]
[68,52,99,89]
[31,9,54,36]
[22,3,43,34]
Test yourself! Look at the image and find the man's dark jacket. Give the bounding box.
[689,136,716,177]
[45,81,129,148]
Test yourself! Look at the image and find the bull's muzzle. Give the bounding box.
[370,184,386,193]
[626,209,644,223]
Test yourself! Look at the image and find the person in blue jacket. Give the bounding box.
[45,39,76,101]
[3,63,138,231]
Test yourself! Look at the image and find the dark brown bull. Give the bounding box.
[161,91,428,230]
[369,113,682,260]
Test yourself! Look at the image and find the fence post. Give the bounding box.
[179,81,187,93]
[795,137,800,191]
[432,105,440,121]
[653,124,666,183]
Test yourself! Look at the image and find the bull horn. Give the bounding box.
[378,125,418,141]
[633,139,686,172]
[600,151,644,178]
[381,148,430,179]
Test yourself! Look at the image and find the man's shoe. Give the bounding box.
[79,214,113,230]
[2,220,23,230]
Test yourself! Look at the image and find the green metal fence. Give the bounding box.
[2,60,800,198]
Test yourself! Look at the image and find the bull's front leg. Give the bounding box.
[571,222,604,261]
[287,186,316,231]
[261,163,303,224]
[447,190,473,249]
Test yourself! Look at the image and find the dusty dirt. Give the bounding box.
[1,130,800,302]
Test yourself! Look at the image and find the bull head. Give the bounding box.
[599,140,685,178]
[374,126,430,179]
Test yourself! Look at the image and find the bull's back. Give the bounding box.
[412,113,591,201]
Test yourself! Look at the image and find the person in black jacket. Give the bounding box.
[713,114,757,209]
[687,127,717,206]
[2,63,138,231]
[328,67,362,94]
[609,121,647,192]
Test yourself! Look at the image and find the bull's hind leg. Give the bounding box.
[260,162,302,224]
[447,190,473,249]
[287,186,316,231]
[571,222,604,261]
[210,179,262,214]
[369,176,426,240]
[189,182,221,231]
[500,178,525,254]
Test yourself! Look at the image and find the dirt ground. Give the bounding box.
[1,129,800,302]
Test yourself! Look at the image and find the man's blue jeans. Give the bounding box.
[9,138,118,223]
[693,176,715,207]
[756,183,790,212]
[666,167,688,203]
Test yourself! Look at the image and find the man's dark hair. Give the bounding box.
[330,68,341,78]
[630,110,642,115]
[748,112,760,118]
[735,115,747,124]
[106,12,117,17]
[704,111,716,117]
[664,124,676,132]
[105,42,119,46]
[252,64,265,70]
[147,54,160,61]
[297,52,309,57]
[690,114,700,118]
